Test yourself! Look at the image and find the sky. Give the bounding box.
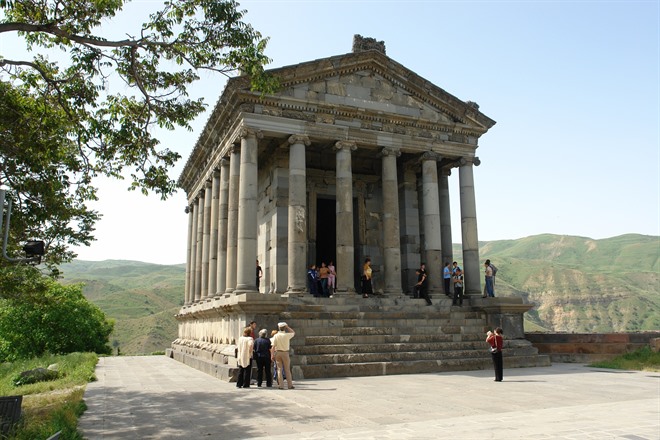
[4,1,660,265]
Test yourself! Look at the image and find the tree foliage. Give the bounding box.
[0,0,275,265]
[0,265,114,361]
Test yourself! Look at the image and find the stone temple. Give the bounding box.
[169,36,549,380]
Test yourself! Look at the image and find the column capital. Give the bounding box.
[334,140,357,152]
[204,179,212,189]
[228,144,240,155]
[197,188,205,199]
[288,134,311,147]
[380,147,401,158]
[459,156,481,167]
[421,151,442,162]
[184,204,193,214]
[439,167,452,177]
[212,168,221,178]
[219,157,229,168]
[239,126,263,140]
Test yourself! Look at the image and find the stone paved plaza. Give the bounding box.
[78,356,659,439]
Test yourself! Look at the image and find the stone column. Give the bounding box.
[184,204,194,305]
[225,146,240,294]
[208,169,220,297]
[200,180,212,300]
[286,134,310,295]
[189,202,199,303]
[459,157,482,295]
[234,127,262,293]
[216,158,229,296]
[334,141,357,295]
[193,189,205,302]
[381,147,402,295]
[421,152,442,293]
[439,167,453,269]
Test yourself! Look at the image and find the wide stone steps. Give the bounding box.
[295,355,546,379]
[293,340,488,355]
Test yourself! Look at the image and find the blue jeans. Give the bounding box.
[485,276,495,297]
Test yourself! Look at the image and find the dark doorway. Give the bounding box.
[315,198,336,266]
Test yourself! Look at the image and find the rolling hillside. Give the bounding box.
[60,234,660,354]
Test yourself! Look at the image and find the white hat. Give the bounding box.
[278,322,287,328]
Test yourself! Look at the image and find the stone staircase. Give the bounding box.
[278,295,550,379]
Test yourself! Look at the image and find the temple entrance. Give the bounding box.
[315,198,336,266]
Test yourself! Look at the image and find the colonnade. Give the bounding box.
[183,128,482,305]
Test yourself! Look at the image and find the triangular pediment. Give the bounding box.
[261,50,495,132]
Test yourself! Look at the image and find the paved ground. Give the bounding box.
[78,356,660,439]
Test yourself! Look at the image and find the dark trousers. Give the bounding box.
[452,286,463,306]
[255,357,272,386]
[418,286,433,305]
[491,351,503,381]
[236,363,252,388]
[444,278,451,296]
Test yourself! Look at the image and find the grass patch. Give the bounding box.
[589,346,660,372]
[0,352,98,439]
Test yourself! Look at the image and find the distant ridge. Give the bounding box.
[61,233,659,354]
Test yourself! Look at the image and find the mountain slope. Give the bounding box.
[60,234,659,354]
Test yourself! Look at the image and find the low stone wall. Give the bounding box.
[525,332,660,363]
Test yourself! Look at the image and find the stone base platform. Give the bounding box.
[168,293,550,381]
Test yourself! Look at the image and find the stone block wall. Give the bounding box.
[526,332,660,363]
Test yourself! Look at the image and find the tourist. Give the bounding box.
[484,261,495,297]
[486,259,497,292]
[270,329,285,383]
[486,328,504,381]
[272,322,295,389]
[443,262,452,297]
[253,329,272,387]
[327,260,336,294]
[249,321,257,339]
[256,259,263,291]
[452,261,461,276]
[361,258,373,298]
[307,264,319,297]
[452,267,464,306]
[415,262,432,306]
[236,327,254,388]
[318,262,330,297]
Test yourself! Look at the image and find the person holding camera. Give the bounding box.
[486,327,504,382]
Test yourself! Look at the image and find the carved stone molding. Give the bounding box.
[288,134,311,147]
[238,126,264,140]
[334,140,357,152]
[228,144,240,155]
[380,147,401,158]
[459,156,481,167]
[420,151,442,162]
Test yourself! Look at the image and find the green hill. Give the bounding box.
[59,260,184,355]
[60,234,660,354]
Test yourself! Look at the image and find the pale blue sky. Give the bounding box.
[4,1,659,264]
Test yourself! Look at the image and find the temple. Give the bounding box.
[169,36,549,380]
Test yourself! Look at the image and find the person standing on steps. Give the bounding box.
[327,260,336,294]
[256,259,263,291]
[415,262,432,306]
[361,258,373,298]
[443,262,452,297]
[318,261,330,297]
[484,261,495,298]
[452,267,464,307]
[272,322,295,389]
[486,327,504,381]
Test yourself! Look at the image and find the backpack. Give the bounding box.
[489,264,498,276]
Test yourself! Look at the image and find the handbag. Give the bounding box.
[489,346,498,354]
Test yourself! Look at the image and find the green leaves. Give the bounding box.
[0,268,114,361]
[1,0,274,263]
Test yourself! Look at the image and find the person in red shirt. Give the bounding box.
[486,327,504,381]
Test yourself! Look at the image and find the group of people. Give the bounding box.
[307,261,337,297]
[236,321,296,390]
[302,257,498,302]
